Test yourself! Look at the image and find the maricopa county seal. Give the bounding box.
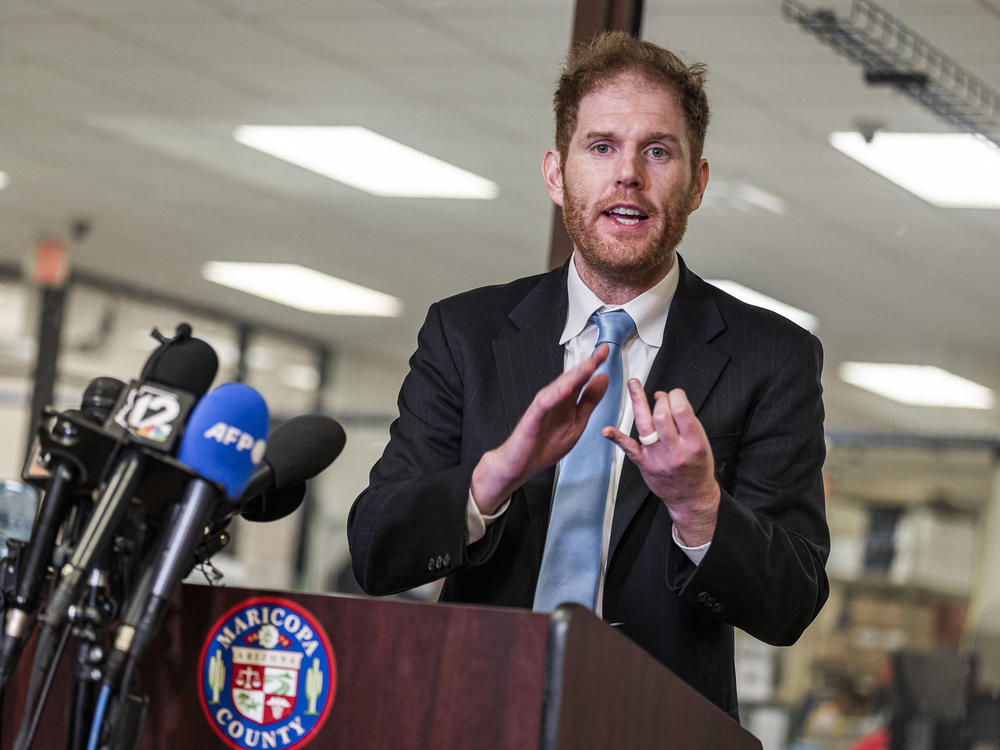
[198,597,336,750]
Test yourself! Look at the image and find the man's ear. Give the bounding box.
[542,149,565,207]
[688,159,709,213]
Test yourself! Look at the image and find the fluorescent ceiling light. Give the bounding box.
[733,183,788,215]
[706,280,818,332]
[830,131,1000,208]
[234,125,499,199]
[0,171,8,190]
[839,362,995,409]
[705,181,788,215]
[203,262,402,317]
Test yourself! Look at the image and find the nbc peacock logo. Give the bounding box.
[197,597,336,750]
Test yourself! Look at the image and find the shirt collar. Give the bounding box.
[560,253,679,347]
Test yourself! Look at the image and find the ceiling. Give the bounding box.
[2,0,1000,449]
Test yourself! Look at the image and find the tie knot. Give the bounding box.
[591,309,636,348]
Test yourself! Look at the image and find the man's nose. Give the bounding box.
[615,152,644,189]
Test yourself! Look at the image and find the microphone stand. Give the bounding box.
[10,413,140,750]
[67,567,114,750]
[66,467,156,750]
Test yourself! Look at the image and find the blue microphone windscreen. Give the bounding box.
[177,383,269,498]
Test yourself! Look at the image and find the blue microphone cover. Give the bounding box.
[177,382,269,498]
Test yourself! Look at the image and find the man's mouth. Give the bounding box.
[602,205,649,226]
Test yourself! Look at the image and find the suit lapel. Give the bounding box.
[609,257,731,562]
[493,264,568,432]
[492,264,568,534]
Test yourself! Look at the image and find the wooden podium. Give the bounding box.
[2,584,761,749]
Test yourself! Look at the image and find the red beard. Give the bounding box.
[561,182,692,288]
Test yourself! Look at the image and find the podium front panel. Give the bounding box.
[2,586,762,750]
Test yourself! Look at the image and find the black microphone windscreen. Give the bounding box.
[81,377,126,423]
[266,415,346,489]
[141,325,218,398]
[241,483,306,523]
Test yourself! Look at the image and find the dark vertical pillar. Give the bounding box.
[570,0,643,41]
[24,285,67,460]
[234,324,251,383]
[547,0,645,271]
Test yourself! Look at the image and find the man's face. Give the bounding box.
[543,71,709,290]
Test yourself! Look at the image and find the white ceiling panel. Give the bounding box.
[272,15,481,61]
[2,19,167,68]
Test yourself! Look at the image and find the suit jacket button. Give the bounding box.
[435,555,443,569]
[427,558,435,571]
[712,602,724,615]
[443,553,451,566]
[696,591,711,606]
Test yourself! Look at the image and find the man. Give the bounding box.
[347,31,829,719]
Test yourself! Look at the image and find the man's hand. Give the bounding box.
[470,344,611,515]
[602,381,720,546]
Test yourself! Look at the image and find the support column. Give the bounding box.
[234,323,251,383]
[547,0,644,270]
[23,240,70,461]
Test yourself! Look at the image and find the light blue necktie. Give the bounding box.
[532,309,636,612]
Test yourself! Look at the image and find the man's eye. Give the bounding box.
[593,144,611,154]
[649,147,667,158]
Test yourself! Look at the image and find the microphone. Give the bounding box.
[105,324,217,452]
[237,414,346,522]
[103,382,268,689]
[0,378,125,688]
[193,415,343,575]
[241,484,306,523]
[9,325,216,750]
[81,377,127,424]
[38,326,218,635]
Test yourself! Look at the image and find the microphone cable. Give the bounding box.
[92,651,141,750]
[86,684,111,750]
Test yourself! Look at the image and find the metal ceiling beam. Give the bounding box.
[783,0,1000,150]
[547,0,644,270]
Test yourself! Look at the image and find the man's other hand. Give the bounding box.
[602,382,720,546]
[470,344,611,514]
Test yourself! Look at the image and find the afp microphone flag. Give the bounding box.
[178,383,269,499]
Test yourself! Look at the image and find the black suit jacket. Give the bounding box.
[348,256,830,719]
